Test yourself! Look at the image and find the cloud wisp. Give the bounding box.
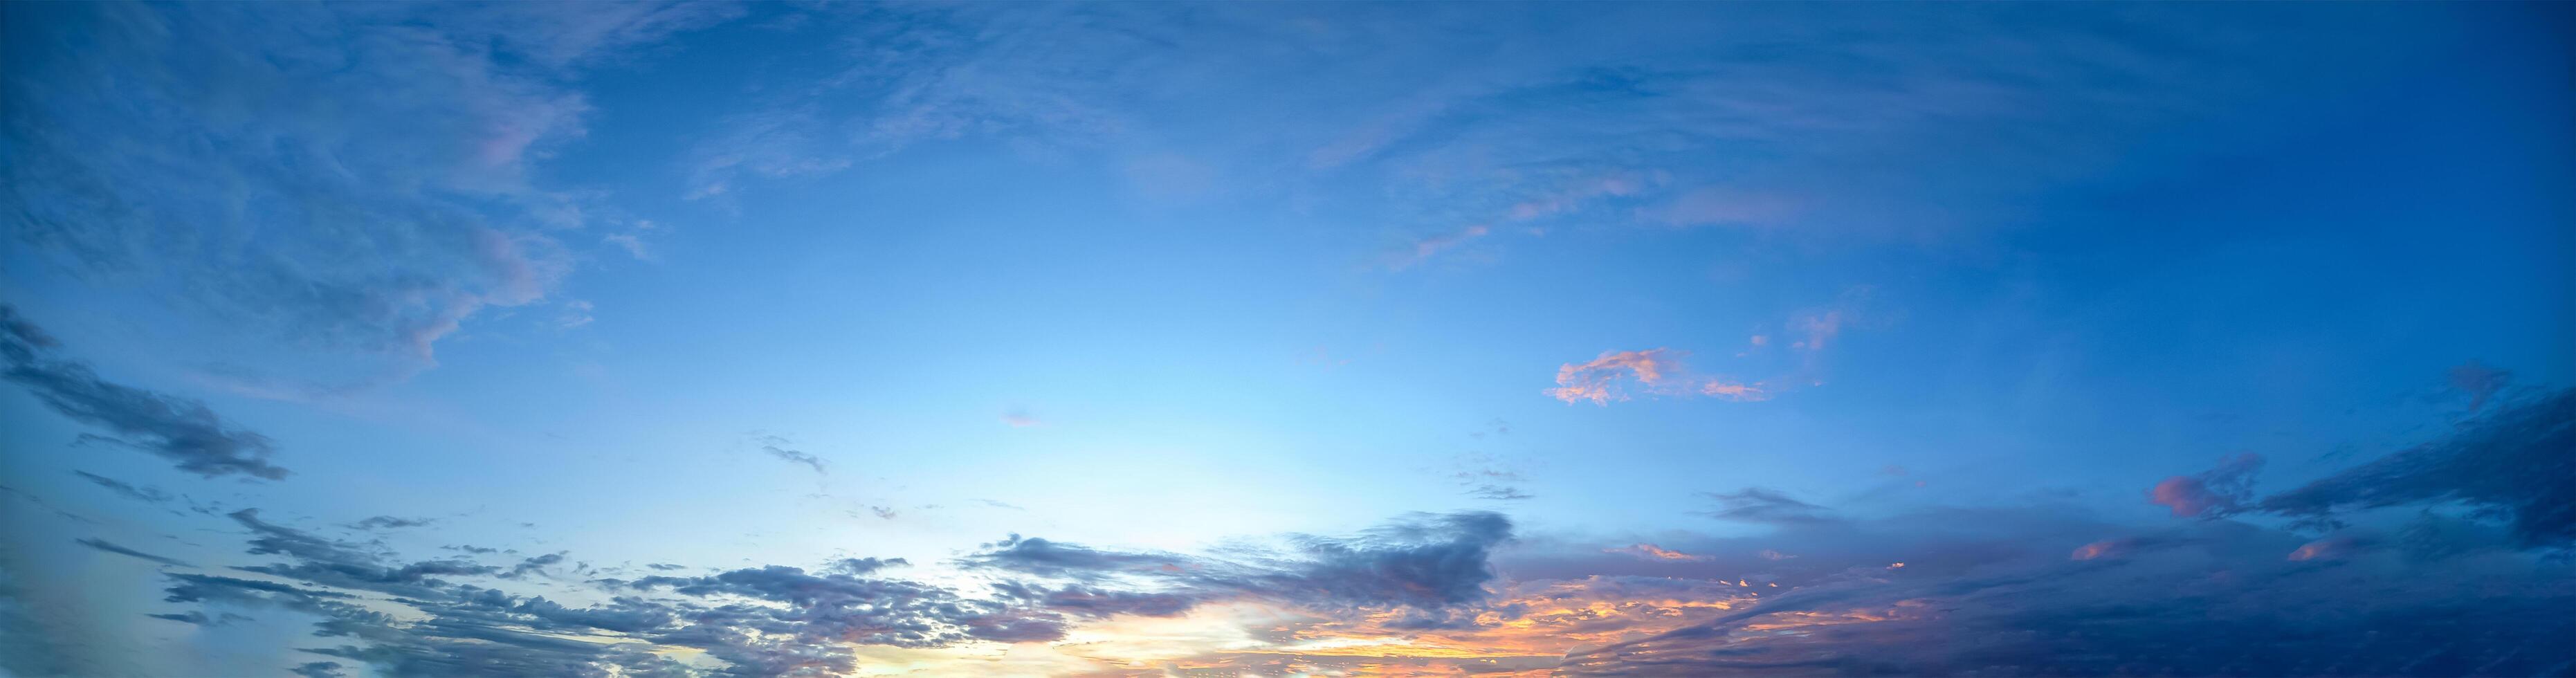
[1,306,289,479]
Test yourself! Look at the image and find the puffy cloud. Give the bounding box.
[1,306,289,479]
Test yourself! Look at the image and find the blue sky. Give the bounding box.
[2,3,2570,677]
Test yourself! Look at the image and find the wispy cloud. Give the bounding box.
[75,538,192,567]
[1546,348,1768,405]
[749,433,827,475]
[2,306,289,479]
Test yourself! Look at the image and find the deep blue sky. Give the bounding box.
[3,3,2570,677]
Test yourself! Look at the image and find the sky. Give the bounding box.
[0,2,2570,677]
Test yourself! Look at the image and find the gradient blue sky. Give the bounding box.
[3,3,2571,677]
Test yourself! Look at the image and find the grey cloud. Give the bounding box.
[1554,509,2575,677]
[967,511,1515,616]
[1,306,289,479]
[71,470,172,504]
[75,538,192,567]
[350,516,435,531]
[749,434,825,475]
[1699,487,1836,525]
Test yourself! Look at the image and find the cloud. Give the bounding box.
[71,470,173,505]
[2254,388,2575,545]
[1390,224,1490,269]
[1546,348,1681,405]
[966,512,1516,619]
[75,538,192,567]
[1542,505,2574,677]
[1,3,732,385]
[1610,544,1711,562]
[1000,410,1041,428]
[1,306,289,479]
[2448,360,2512,412]
[1547,347,1775,405]
[1469,484,1535,501]
[1698,487,1836,526]
[2146,452,2263,518]
[749,434,826,475]
[349,516,435,531]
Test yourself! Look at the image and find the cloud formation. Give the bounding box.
[1,306,289,479]
[2,3,733,384]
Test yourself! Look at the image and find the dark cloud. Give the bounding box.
[71,470,172,504]
[290,661,347,678]
[967,511,1515,616]
[1,306,289,479]
[2257,388,2575,545]
[1698,487,1836,525]
[75,538,192,567]
[145,610,252,626]
[1555,508,2576,677]
[749,434,825,475]
[350,516,435,531]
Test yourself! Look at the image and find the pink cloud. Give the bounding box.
[2148,452,2263,518]
[1546,349,1679,405]
[1609,543,1710,562]
[2070,540,2123,560]
[1700,380,1771,401]
[1001,410,1041,428]
[1548,348,1776,405]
